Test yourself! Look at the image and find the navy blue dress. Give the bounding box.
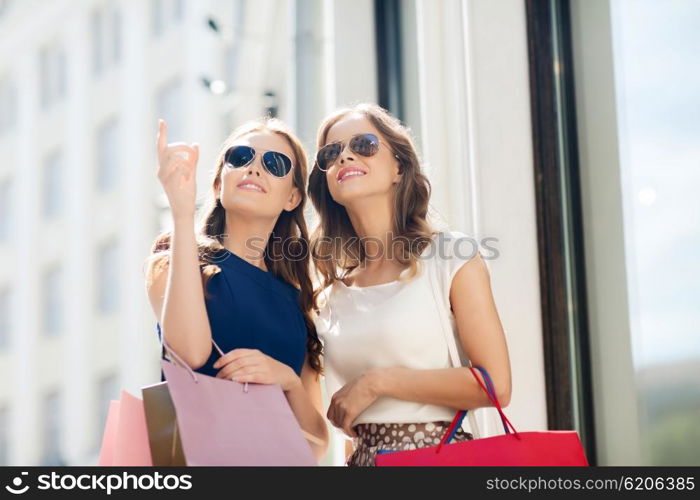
[157,248,308,378]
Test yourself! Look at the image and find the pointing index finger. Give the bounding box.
[192,143,200,167]
[157,119,168,153]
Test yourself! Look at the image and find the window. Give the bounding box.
[532,0,700,466]
[97,118,119,190]
[152,0,183,37]
[0,0,13,17]
[92,5,122,77]
[56,49,66,100]
[0,405,8,465]
[39,48,49,109]
[173,0,183,21]
[42,266,62,337]
[97,241,119,314]
[41,392,64,465]
[0,288,9,349]
[151,0,163,36]
[156,79,183,142]
[0,77,16,136]
[0,178,11,242]
[91,9,103,75]
[42,151,62,218]
[606,0,700,466]
[96,374,118,448]
[39,44,66,110]
[112,9,121,63]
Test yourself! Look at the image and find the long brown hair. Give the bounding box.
[308,103,434,310]
[146,118,323,374]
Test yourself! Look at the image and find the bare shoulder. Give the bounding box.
[145,255,170,313]
[453,251,490,285]
[448,251,497,317]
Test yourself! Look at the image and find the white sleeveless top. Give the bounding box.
[314,231,487,425]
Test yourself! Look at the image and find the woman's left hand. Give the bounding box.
[214,349,300,392]
[328,371,382,438]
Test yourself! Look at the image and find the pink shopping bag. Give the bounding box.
[160,339,317,466]
[98,391,153,466]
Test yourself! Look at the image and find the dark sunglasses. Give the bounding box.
[224,145,293,178]
[316,133,393,172]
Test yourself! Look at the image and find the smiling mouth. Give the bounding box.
[237,183,266,193]
[337,169,368,183]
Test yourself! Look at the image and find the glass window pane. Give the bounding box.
[0,0,13,17]
[610,0,700,466]
[43,266,62,336]
[97,118,119,190]
[97,241,119,314]
[91,9,103,76]
[0,178,11,242]
[42,151,62,217]
[151,0,163,36]
[56,47,66,100]
[0,77,17,135]
[0,288,10,349]
[112,9,121,63]
[41,392,64,465]
[0,405,8,465]
[156,79,183,142]
[173,0,184,21]
[9,81,16,131]
[39,47,49,109]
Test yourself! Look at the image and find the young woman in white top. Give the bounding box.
[308,103,512,466]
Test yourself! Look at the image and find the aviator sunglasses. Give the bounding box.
[224,145,293,178]
[315,133,398,172]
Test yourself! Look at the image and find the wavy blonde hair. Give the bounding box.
[308,103,435,311]
[146,118,323,374]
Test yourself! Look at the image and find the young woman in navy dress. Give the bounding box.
[146,118,328,460]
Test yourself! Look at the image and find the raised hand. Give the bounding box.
[156,119,200,219]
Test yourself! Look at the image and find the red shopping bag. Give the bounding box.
[97,391,153,466]
[375,366,589,466]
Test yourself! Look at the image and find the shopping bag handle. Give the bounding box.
[157,324,226,383]
[437,365,519,452]
[441,365,501,443]
[474,366,511,435]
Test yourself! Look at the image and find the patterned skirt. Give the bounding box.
[346,421,474,467]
